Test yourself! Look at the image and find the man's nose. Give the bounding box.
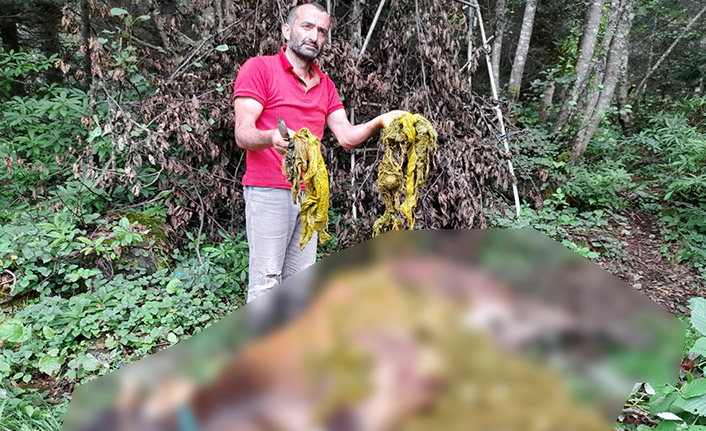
[305,28,319,42]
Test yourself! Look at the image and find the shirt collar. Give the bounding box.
[278,46,325,80]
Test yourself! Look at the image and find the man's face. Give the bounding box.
[283,5,330,61]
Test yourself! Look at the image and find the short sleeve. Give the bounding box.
[326,78,345,115]
[233,57,268,106]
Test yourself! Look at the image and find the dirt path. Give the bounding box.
[598,211,704,315]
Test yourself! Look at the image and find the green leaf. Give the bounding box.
[43,327,56,340]
[650,386,678,415]
[81,354,99,372]
[38,354,64,376]
[110,7,128,16]
[682,379,706,399]
[0,320,29,343]
[167,332,178,343]
[215,44,229,52]
[690,337,706,357]
[689,298,706,336]
[77,237,94,245]
[166,278,182,293]
[672,392,706,416]
[654,422,678,431]
[137,15,151,21]
[87,125,102,143]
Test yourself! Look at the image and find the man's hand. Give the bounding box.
[379,110,409,129]
[271,128,296,155]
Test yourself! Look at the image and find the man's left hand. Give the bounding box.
[379,110,409,129]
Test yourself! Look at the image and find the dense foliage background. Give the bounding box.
[0,0,704,429]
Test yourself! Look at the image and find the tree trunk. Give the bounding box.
[553,0,604,132]
[466,4,474,89]
[633,3,706,100]
[538,80,555,123]
[507,0,538,102]
[150,0,195,51]
[616,49,634,135]
[0,3,24,95]
[80,0,92,84]
[572,0,625,152]
[0,7,20,53]
[575,0,623,122]
[215,0,224,33]
[349,0,363,58]
[35,0,63,84]
[572,0,634,158]
[491,0,506,89]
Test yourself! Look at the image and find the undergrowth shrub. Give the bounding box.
[0,383,66,431]
[0,53,88,211]
[491,189,623,260]
[625,109,706,275]
[646,298,706,428]
[0,231,248,385]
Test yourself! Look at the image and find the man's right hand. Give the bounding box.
[271,128,296,155]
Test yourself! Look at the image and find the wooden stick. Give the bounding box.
[350,108,357,220]
[326,0,332,47]
[472,0,521,217]
[357,0,387,66]
[466,4,475,89]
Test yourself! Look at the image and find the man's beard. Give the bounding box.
[289,39,322,61]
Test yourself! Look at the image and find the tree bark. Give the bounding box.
[350,0,363,58]
[149,0,195,51]
[507,0,538,102]
[491,0,506,89]
[0,5,20,53]
[633,3,706,100]
[466,4,474,89]
[572,0,634,158]
[553,0,604,132]
[35,0,63,84]
[149,0,173,51]
[576,0,623,123]
[616,48,634,135]
[539,80,555,123]
[0,2,24,95]
[80,0,92,84]
[215,0,224,34]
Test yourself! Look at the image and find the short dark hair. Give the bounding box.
[286,2,326,25]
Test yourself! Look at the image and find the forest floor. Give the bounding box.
[597,210,704,316]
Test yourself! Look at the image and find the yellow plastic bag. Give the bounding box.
[373,113,438,236]
[283,128,333,250]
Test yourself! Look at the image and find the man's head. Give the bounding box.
[282,2,329,62]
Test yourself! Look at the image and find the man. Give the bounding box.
[233,1,405,307]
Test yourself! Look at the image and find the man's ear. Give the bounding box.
[282,23,291,42]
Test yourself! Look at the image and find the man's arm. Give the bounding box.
[233,97,291,154]
[326,109,407,149]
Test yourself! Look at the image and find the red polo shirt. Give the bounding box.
[233,47,344,189]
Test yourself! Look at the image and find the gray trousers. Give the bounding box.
[243,186,317,333]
